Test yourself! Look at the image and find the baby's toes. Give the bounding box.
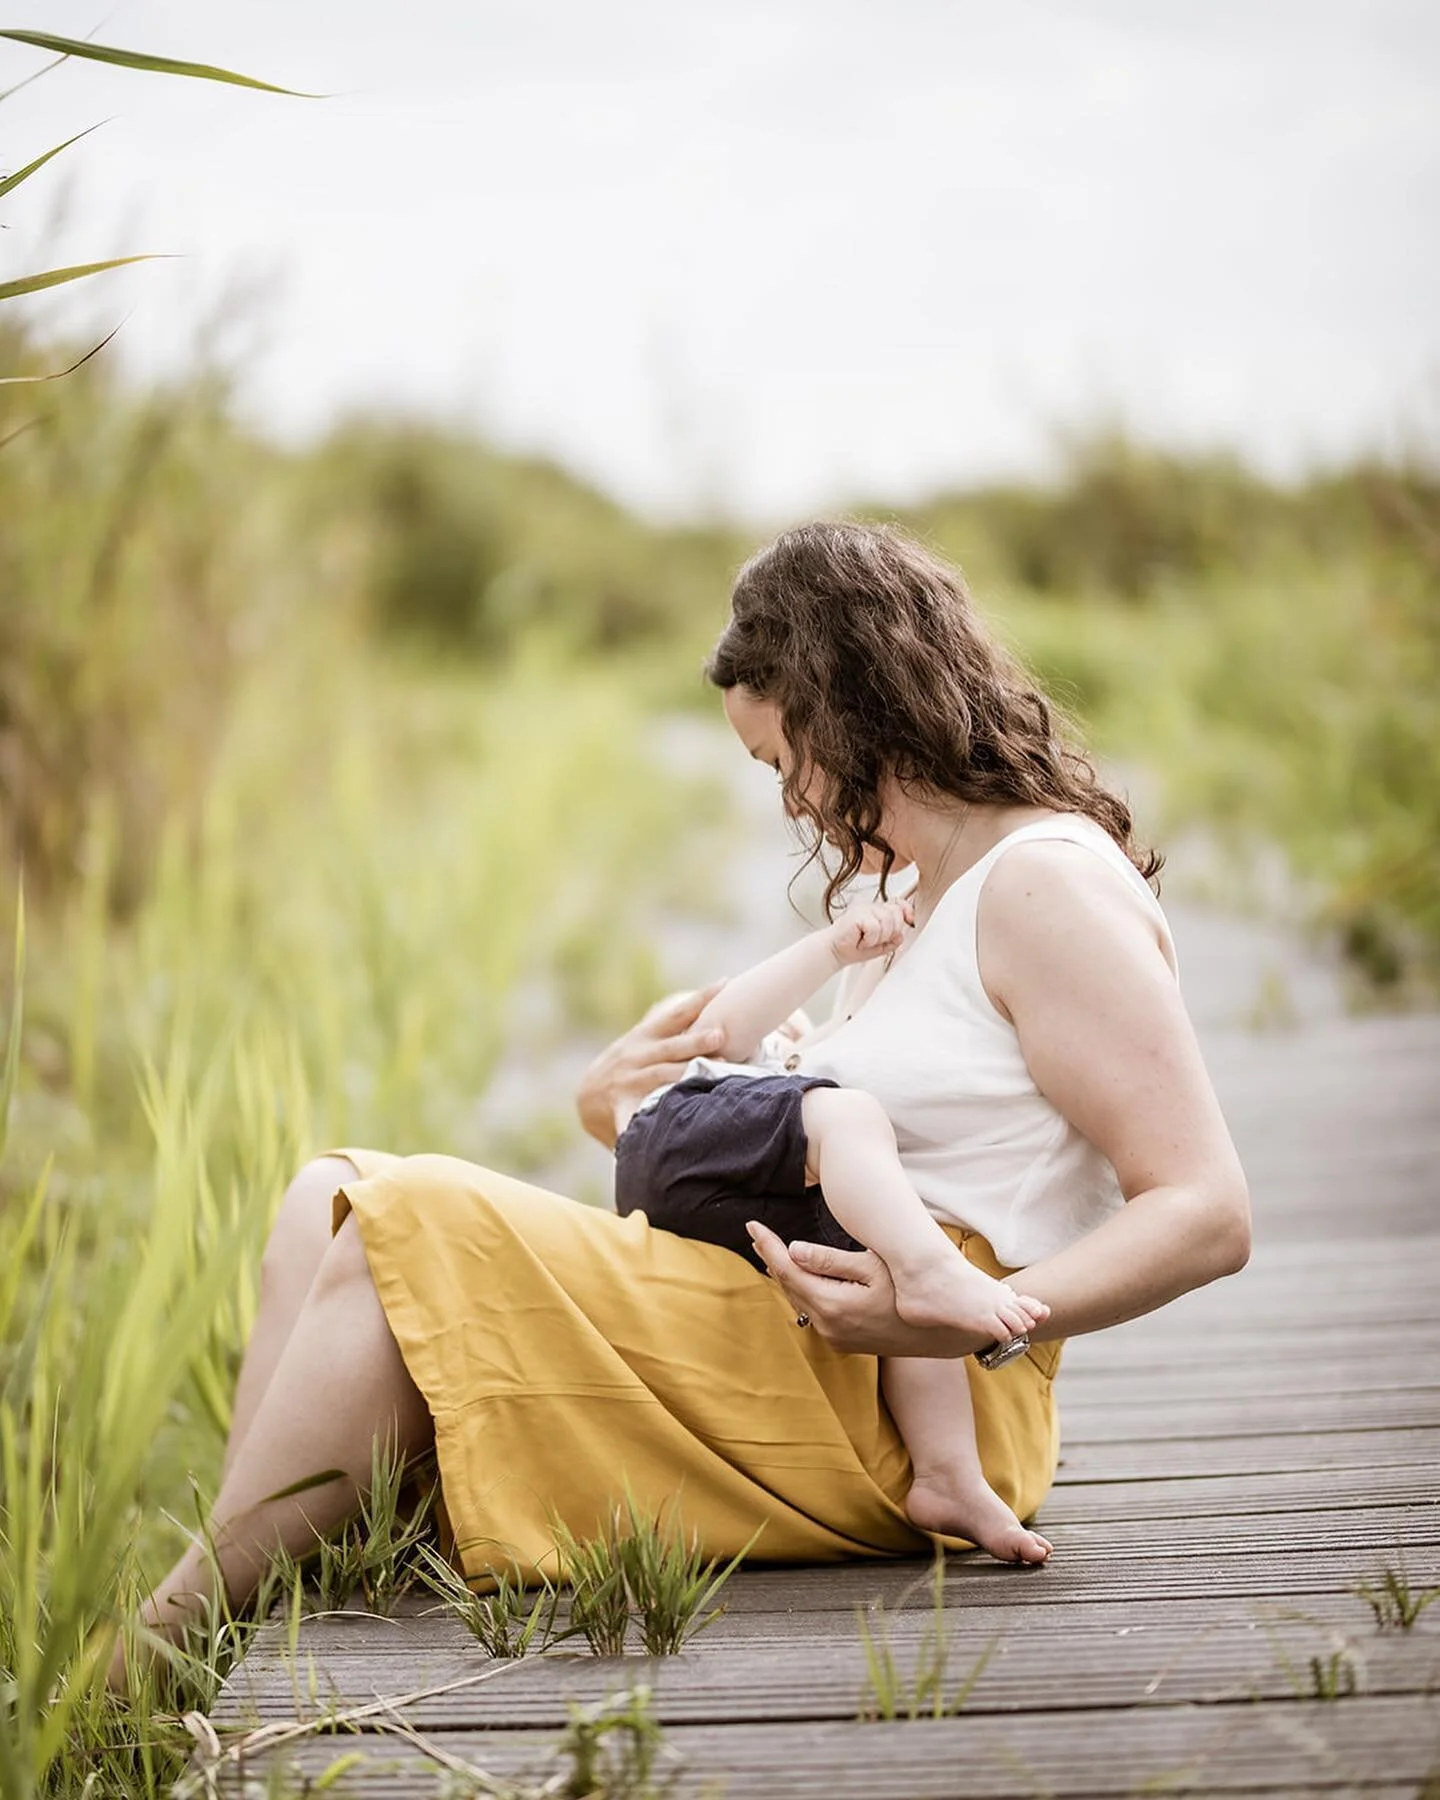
[993,1294,1033,1336]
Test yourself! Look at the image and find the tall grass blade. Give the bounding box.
[0,321,123,385]
[261,1470,350,1504]
[0,31,322,97]
[0,123,103,198]
[0,256,164,302]
[0,885,23,1169]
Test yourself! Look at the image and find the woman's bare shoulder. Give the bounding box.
[976,836,1172,1019]
[981,834,1163,931]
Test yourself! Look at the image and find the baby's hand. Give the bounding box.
[828,898,914,966]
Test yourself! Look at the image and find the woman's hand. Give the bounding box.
[576,985,727,1149]
[744,1222,990,1358]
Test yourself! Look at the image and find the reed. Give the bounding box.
[0,642,711,1797]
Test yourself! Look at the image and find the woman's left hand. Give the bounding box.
[744,1222,989,1358]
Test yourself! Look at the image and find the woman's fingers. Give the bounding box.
[743,1221,816,1318]
[744,1224,881,1321]
[577,983,727,1149]
[786,1239,879,1283]
[744,1219,797,1283]
[631,987,726,1076]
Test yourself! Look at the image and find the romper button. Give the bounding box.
[784,1052,801,1072]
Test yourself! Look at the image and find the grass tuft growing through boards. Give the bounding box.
[855,1550,997,1721]
[433,1686,682,1800]
[553,1495,754,1658]
[1353,1558,1440,1632]
[310,1437,437,1616]
[415,1544,564,1660]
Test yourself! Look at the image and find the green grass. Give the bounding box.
[552,1496,751,1659]
[854,1550,997,1722]
[1264,1621,1365,1703]
[0,638,725,1798]
[309,1438,437,1617]
[414,1545,564,1660]
[972,546,1439,995]
[1353,1559,1440,1632]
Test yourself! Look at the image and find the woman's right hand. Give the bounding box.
[575,984,727,1148]
[745,1223,991,1358]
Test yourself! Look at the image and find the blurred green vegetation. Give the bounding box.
[5,315,1435,998]
[905,436,1439,988]
[0,315,736,1795]
[0,307,1436,1794]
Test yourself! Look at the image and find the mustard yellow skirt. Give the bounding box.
[331,1149,1062,1584]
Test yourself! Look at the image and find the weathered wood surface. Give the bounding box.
[212,915,1440,1796]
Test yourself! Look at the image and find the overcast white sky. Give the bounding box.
[5,1,1438,518]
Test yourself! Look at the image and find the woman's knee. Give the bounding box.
[261,1155,359,1287]
[307,1210,378,1303]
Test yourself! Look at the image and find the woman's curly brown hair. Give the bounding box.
[706,520,1162,914]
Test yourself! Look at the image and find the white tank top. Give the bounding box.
[796,815,1176,1269]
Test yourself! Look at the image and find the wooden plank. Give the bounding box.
[214,1590,1434,1659]
[1059,1330,1440,1372]
[215,1616,1440,1729]
[217,1696,1440,1797]
[1054,1364,1440,1402]
[1073,1297,1439,1331]
[672,1547,1440,1612]
[1037,1503,1440,1557]
[1057,1390,1440,1440]
[1052,1427,1440,1481]
[1039,1466,1440,1523]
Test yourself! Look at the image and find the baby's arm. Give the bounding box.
[696,900,912,1062]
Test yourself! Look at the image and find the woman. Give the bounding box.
[115,522,1250,1677]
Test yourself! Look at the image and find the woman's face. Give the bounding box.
[722,685,893,875]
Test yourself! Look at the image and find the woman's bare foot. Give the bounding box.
[906,1472,1053,1564]
[890,1245,1048,1340]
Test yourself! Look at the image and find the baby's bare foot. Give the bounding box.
[891,1248,1048,1340]
[906,1475,1053,1565]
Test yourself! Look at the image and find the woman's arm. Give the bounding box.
[984,840,1250,1336]
[748,843,1249,1351]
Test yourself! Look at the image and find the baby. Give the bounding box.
[613,898,1053,1564]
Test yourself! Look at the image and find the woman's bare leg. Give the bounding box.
[222,1155,360,1480]
[113,1213,432,1686]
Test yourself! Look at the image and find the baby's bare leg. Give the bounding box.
[883,1358,1051,1563]
[800,1087,1046,1339]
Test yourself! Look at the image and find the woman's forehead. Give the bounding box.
[722,685,783,755]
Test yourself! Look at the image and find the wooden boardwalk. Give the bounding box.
[211,923,1440,1798]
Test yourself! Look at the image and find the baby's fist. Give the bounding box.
[830,898,914,965]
